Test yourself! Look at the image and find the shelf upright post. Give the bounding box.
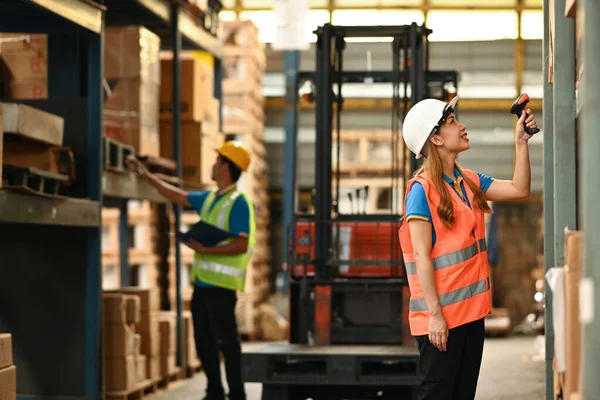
[119,201,130,286]
[171,2,184,368]
[85,17,104,400]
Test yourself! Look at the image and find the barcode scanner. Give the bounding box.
[510,93,540,135]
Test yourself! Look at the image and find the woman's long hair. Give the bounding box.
[415,144,492,228]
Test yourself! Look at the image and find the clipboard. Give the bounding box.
[176,220,235,247]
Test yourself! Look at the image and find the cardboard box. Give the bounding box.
[182,311,199,367]
[139,317,160,356]
[159,120,220,186]
[1,50,47,82]
[125,295,141,325]
[133,334,141,356]
[0,366,16,400]
[160,354,177,378]
[105,287,159,312]
[136,354,147,382]
[103,294,127,324]
[5,81,47,99]
[147,356,160,380]
[105,356,137,392]
[104,324,135,358]
[0,33,47,54]
[104,78,160,157]
[2,103,64,146]
[104,26,160,84]
[565,231,583,399]
[0,335,13,370]
[160,58,213,122]
[159,312,177,356]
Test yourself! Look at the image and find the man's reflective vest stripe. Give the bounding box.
[189,189,255,292]
[398,169,491,336]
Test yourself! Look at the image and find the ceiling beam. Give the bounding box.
[264,96,543,112]
[224,5,541,12]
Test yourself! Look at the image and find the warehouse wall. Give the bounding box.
[263,39,544,193]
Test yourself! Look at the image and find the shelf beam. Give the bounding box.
[25,0,105,33]
[0,191,100,227]
[102,171,170,204]
[265,96,543,112]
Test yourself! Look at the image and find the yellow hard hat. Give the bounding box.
[216,140,251,172]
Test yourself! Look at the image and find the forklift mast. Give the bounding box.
[286,23,458,347]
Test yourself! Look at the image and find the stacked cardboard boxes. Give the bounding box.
[158,312,178,379]
[0,103,77,190]
[220,20,271,338]
[103,293,146,392]
[0,33,47,99]
[182,311,201,371]
[0,334,16,400]
[159,52,224,188]
[105,287,161,382]
[103,26,161,157]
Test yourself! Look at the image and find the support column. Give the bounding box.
[171,3,184,368]
[579,0,600,397]
[552,0,577,264]
[281,50,300,294]
[542,0,555,398]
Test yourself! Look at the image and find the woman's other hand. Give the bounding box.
[429,313,449,352]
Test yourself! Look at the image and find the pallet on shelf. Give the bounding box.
[334,177,405,215]
[332,130,403,177]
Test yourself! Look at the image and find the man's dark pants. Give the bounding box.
[192,285,246,400]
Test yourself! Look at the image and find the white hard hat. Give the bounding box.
[402,96,459,159]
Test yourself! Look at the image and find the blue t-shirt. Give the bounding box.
[187,188,251,287]
[405,167,494,247]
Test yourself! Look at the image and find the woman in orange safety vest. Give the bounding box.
[398,96,537,400]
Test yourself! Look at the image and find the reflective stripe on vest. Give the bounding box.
[404,238,487,275]
[216,191,242,229]
[195,260,246,278]
[409,277,489,312]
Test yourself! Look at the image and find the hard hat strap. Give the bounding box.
[430,104,455,136]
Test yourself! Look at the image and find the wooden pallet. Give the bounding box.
[2,164,69,197]
[157,368,182,389]
[185,360,202,378]
[106,379,158,400]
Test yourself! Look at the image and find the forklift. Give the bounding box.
[242,23,459,400]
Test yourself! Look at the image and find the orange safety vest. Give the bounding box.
[398,169,491,336]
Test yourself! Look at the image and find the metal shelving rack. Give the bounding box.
[0,1,105,399]
[102,0,224,383]
[0,0,222,398]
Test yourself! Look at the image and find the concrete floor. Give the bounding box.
[151,335,545,400]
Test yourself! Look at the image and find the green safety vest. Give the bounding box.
[189,189,255,291]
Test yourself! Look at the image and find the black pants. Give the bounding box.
[415,318,485,400]
[192,286,246,400]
